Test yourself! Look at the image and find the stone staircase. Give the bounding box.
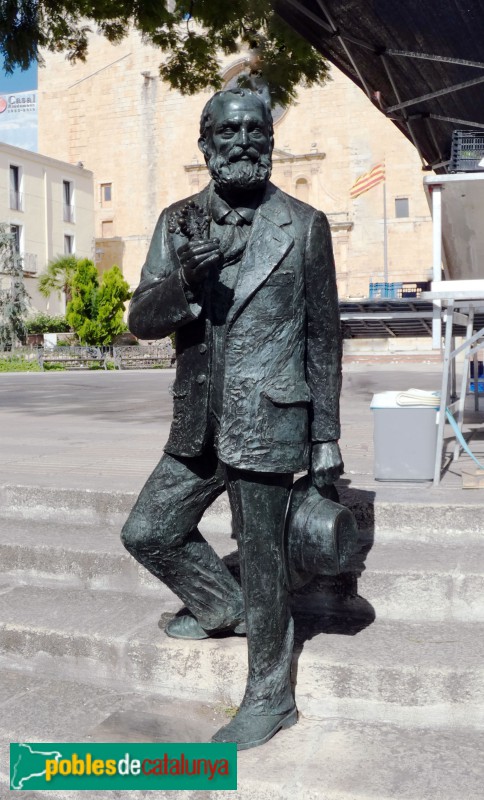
[0,484,483,799]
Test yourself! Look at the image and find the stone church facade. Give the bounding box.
[38,29,432,299]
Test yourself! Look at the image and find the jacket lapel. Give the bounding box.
[227,183,293,329]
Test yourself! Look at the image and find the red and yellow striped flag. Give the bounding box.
[350,163,385,199]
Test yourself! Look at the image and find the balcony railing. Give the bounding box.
[63,204,75,223]
[22,253,38,274]
[9,190,23,211]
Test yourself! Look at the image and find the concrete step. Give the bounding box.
[0,516,241,606]
[0,584,482,729]
[2,516,484,622]
[0,668,483,800]
[0,516,235,599]
[0,484,230,530]
[3,482,484,538]
[0,672,484,800]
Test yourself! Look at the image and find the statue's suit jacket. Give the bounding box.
[128,181,342,474]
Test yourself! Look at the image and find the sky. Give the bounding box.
[0,64,38,94]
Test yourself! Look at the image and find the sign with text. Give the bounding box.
[0,91,38,151]
[10,742,237,791]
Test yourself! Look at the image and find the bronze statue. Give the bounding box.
[121,88,344,750]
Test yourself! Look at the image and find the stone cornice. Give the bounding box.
[327,214,353,232]
[272,150,326,164]
[184,150,326,172]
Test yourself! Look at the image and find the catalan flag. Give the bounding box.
[350,163,385,199]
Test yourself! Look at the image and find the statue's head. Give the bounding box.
[198,88,274,194]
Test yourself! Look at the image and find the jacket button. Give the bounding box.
[198,344,207,354]
[196,373,207,384]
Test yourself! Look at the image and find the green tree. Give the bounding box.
[0,1,329,107]
[38,254,78,306]
[96,265,132,345]
[66,259,100,345]
[66,260,131,345]
[0,224,29,349]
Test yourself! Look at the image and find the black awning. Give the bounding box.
[276,0,484,172]
[339,299,484,338]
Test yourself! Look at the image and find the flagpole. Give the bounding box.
[383,179,388,284]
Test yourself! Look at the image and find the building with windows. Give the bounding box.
[38,29,433,299]
[0,142,94,313]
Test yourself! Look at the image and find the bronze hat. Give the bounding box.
[283,475,360,591]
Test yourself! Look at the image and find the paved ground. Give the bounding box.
[1,364,483,799]
[0,362,483,504]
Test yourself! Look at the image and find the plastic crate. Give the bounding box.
[470,360,484,393]
[450,130,484,172]
[369,282,402,299]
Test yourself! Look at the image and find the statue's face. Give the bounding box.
[210,95,272,164]
[200,94,273,194]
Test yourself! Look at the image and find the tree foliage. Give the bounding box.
[0,224,29,350]
[65,259,100,345]
[66,260,131,345]
[96,265,133,345]
[38,254,78,304]
[0,1,330,106]
[25,312,70,333]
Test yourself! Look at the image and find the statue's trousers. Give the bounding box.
[121,447,294,715]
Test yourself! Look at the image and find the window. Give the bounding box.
[63,180,74,222]
[64,234,74,255]
[295,178,309,203]
[101,220,114,238]
[9,165,22,211]
[10,224,21,252]
[395,197,409,218]
[100,183,112,207]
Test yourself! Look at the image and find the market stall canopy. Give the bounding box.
[275,0,484,172]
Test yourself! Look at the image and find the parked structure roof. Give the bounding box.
[276,0,484,172]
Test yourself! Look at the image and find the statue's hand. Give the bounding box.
[178,238,222,288]
[311,441,344,490]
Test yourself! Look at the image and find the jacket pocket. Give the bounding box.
[262,380,311,405]
[261,381,310,444]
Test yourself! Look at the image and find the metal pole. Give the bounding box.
[431,184,443,348]
[383,180,388,284]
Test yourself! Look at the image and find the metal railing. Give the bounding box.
[112,342,175,370]
[22,253,38,274]
[63,204,75,223]
[9,190,23,211]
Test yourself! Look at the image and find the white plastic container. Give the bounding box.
[370,391,439,481]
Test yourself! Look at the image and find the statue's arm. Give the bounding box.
[128,209,203,340]
[305,210,344,485]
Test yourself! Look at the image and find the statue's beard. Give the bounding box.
[206,150,272,192]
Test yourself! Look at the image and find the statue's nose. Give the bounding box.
[239,127,249,146]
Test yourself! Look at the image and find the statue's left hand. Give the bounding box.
[311,441,344,490]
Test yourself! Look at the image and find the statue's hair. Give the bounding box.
[199,88,274,142]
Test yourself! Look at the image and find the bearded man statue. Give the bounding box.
[121,87,343,750]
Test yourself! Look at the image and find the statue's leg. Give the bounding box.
[212,467,296,748]
[121,449,244,631]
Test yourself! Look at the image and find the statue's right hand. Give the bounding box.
[177,239,222,288]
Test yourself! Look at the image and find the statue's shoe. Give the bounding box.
[165,612,246,640]
[211,706,298,750]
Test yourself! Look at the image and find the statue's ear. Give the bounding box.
[198,136,209,159]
